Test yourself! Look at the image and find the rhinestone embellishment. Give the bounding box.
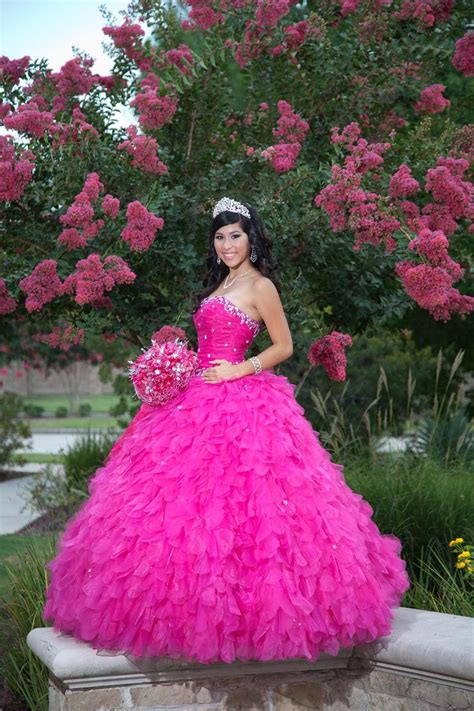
[200,296,262,335]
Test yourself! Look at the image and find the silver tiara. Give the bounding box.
[212,196,250,219]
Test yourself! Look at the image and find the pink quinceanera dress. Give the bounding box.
[42,294,410,663]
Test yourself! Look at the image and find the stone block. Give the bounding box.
[409,679,473,709]
[130,680,214,706]
[49,680,65,711]
[367,669,413,697]
[220,682,270,710]
[324,674,368,710]
[65,687,123,711]
[368,692,440,711]
[271,681,327,710]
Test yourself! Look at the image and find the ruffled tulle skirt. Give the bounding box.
[42,370,410,663]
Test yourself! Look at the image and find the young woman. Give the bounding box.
[43,196,410,664]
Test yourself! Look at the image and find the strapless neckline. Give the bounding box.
[200,294,263,329]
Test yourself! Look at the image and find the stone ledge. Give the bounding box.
[27,627,352,691]
[351,606,473,685]
[27,606,474,708]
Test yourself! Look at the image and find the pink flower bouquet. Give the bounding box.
[128,326,198,405]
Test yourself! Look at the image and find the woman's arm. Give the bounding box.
[236,277,293,376]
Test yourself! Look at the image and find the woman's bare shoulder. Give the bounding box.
[253,275,279,297]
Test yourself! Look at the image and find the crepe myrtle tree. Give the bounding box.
[0,0,472,388]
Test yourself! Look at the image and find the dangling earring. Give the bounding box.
[217,256,221,264]
[250,245,257,262]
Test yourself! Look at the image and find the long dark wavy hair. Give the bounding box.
[190,203,281,328]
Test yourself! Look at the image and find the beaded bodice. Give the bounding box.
[193,295,263,372]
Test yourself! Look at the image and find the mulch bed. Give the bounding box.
[0,678,28,711]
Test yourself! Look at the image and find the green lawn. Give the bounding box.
[27,417,122,430]
[23,394,132,414]
[11,453,65,465]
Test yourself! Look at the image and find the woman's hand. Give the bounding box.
[201,359,241,383]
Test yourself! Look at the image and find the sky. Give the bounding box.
[1,0,132,75]
[0,0,154,129]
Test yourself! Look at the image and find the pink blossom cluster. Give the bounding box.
[414,84,450,114]
[393,167,474,320]
[179,1,308,68]
[3,100,54,138]
[121,200,164,252]
[314,122,397,251]
[130,74,178,132]
[0,102,11,119]
[233,1,312,67]
[22,72,52,103]
[83,172,104,201]
[58,172,106,249]
[307,331,353,382]
[0,278,16,314]
[394,0,438,27]
[95,74,128,93]
[50,57,98,98]
[102,17,148,69]
[62,254,136,305]
[151,325,187,345]
[234,25,265,68]
[49,107,99,147]
[0,135,35,202]
[180,1,226,31]
[421,157,473,236]
[261,100,309,172]
[408,228,461,275]
[255,0,293,29]
[389,158,473,238]
[348,196,401,252]
[272,99,309,143]
[19,259,63,312]
[163,44,194,75]
[33,325,85,351]
[389,164,420,199]
[451,31,474,78]
[117,125,168,175]
[393,0,454,27]
[0,55,30,84]
[261,142,302,172]
[102,194,121,219]
[395,248,474,321]
[282,20,310,50]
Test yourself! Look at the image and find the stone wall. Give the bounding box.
[27,607,473,711]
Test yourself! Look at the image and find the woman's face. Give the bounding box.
[214,221,250,268]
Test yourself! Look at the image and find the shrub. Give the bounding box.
[0,391,31,470]
[78,403,92,417]
[63,429,117,494]
[23,463,86,531]
[23,404,45,418]
[54,406,68,418]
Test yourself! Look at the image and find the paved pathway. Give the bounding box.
[0,468,43,534]
[28,432,83,454]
